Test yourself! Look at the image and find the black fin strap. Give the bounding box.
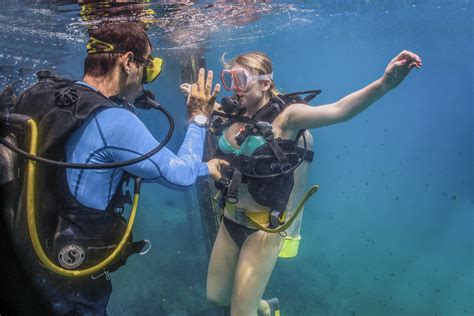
[226,168,242,204]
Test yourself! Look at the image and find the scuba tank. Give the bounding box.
[0,71,174,277]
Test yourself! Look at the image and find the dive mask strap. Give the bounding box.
[257,72,273,81]
[86,37,116,54]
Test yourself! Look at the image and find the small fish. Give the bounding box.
[164,200,175,207]
[395,196,400,200]
[451,195,458,200]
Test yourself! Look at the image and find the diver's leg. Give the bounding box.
[230,231,282,316]
[207,221,240,308]
[48,273,112,315]
[257,300,270,316]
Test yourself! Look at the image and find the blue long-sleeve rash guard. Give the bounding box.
[65,87,209,211]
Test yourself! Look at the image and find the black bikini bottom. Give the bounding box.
[223,216,258,248]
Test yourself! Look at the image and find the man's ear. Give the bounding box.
[123,52,134,73]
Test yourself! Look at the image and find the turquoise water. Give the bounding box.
[1,1,472,315]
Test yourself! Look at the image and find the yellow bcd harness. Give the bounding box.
[224,184,319,258]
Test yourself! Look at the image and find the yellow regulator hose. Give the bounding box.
[25,118,139,277]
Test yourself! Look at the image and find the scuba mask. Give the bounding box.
[86,37,163,84]
[221,69,273,91]
[134,55,163,84]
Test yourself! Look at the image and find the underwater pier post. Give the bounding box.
[180,53,222,257]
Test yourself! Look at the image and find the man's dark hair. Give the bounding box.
[84,23,151,77]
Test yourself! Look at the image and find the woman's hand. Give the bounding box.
[207,158,230,181]
[180,83,191,95]
[184,68,221,119]
[381,50,422,90]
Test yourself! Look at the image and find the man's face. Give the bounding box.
[120,44,152,102]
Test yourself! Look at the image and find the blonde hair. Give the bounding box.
[222,51,279,97]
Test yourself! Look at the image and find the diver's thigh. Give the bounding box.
[207,222,240,306]
[231,231,282,315]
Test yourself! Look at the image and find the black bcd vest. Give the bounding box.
[8,71,139,273]
[210,90,320,211]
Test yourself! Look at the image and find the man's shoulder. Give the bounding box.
[91,106,134,120]
[92,107,142,130]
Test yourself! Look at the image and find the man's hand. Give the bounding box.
[381,50,422,90]
[186,68,221,119]
[207,158,230,181]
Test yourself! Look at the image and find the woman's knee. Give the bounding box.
[207,292,230,308]
[231,302,259,316]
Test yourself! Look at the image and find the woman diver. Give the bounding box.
[182,50,422,316]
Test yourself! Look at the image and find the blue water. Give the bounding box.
[1,1,472,315]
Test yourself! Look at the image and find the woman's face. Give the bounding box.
[230,63,267,108]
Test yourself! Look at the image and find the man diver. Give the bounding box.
[2,22,224,315]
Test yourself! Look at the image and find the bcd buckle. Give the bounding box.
[234,207,248,226]
[280,163,292,174]
[115,190,132,214]
[269,210,286,229]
